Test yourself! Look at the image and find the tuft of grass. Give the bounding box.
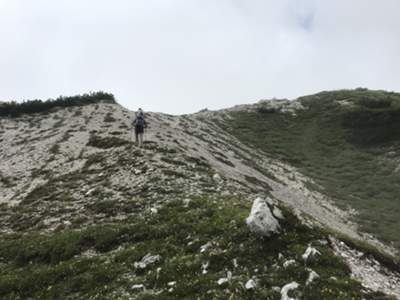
[104,113,116,123]
[0,174,15,188]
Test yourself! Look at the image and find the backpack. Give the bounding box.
[136,115,145,127]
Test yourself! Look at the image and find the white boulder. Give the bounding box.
[246,197,280,237]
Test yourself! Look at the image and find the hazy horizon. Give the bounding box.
[1,0,399,114]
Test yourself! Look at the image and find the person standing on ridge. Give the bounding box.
[132,108,146,147]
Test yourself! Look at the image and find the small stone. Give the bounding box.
[202,261,209,274]
[272,286,280,293]
[329,276,337,281]
[200,242,212,253]
[245,279,256,290]
[232,258,238,268]
[213,173,222,181]
[85,188,95,196]
[134,253,161,269]
[281,282,299,300]
[272,207,284,219]
[302,245,321,263]
[283,259,296,268]
[132,284,144,290]
[227,271,232,281]
[306,269,319,285]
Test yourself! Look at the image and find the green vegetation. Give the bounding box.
[0,91,115,117]
[49,143,60,155]
[221,89,400,250]
[0,196,385,299]
[87,135,130,149]
[244,175,272,193]
[104,113,117,123]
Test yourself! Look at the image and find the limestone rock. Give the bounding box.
[306,269,319,285]
[245,279,256,290]
[281,281,299,300]
[302,244,321,263]
[134,253,161,269]
[246,197,280,237]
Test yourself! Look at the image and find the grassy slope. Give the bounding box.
[221,89,400,250]
[0,196,387,299]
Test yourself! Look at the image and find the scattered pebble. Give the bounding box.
[245,279,256,290]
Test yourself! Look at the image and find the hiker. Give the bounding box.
[132,108,146,147]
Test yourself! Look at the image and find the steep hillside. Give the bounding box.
[220,89,400,251]
[0,92,399,299]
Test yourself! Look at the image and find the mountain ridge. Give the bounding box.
[1,90,400,298]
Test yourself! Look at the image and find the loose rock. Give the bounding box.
[246,197,280,237]
[281,281,299,300]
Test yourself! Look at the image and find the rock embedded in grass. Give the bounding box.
[134,253,161,269]
[306,269,319,285]
[245,279,256,290]
[302,244,321,264]
[246,197,281,237]
[281,281,299,300]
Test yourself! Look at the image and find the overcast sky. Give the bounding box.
[0,0,399,114]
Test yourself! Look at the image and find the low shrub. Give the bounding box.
[87,135,130,149]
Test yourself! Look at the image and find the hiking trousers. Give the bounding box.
[135,125,144,147]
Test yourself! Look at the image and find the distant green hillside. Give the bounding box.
[221,89,400,250]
